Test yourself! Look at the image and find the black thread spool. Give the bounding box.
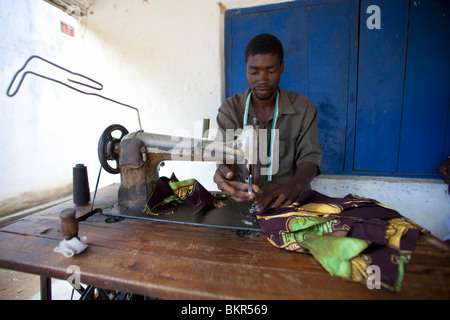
[73,164,91,206]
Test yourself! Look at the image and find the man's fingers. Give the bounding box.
[217,164,234,180]
[213,165,257,202]
[251,184,262,194]
[255,184,295,212]
[228,181,256,200]
[217,180,255,201]
[213,165,234,191]
[255,192,276,213]
[216,180,236,195]
[270,194,289,209]
[229,194,253,202]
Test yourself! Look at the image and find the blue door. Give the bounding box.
[355,0,450,175]
[397,0,450,174]
[354,0,409,173]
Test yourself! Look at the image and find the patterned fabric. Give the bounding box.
[254,190,427,291]
[143,174,225,215]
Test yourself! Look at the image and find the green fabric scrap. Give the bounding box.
[291,218,337,242]
[163,194,183,205]
[169,178,196,190]
[394,254,411,292]
[300,235,369,279]
[287,216,335,233]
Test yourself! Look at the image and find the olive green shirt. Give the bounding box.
[216,88,323,192]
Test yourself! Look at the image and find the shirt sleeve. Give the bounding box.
[294,99,323,174]
[215,94,244,144]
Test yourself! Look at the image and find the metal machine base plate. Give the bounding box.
[103,199,261,231]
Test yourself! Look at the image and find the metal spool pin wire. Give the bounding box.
[6,55,142,214]
[6,55,143,131]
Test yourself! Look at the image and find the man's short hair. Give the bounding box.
[245,33,284,64]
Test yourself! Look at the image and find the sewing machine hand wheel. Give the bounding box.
[98,124,128,174]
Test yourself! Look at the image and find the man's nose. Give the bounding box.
[257,71,268,83]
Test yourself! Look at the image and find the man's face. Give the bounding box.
[246,53,284,101]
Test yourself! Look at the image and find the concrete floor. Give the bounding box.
[0,268,80,300]
[0,269,39,300]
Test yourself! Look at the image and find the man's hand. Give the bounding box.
[213,164,261,202]
[255,162,318,213]
[255,182,300,212]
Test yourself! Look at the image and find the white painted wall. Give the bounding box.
[1,0,448,239]
[1,0,95,215]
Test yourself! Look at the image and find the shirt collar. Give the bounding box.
[277,88,296,115]
[244,87,296,119]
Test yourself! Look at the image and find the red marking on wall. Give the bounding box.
[60,21,75,37]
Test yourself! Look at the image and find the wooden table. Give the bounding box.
[0,183,449,300]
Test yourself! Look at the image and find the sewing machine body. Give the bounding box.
[101,126,261,231]
[117,126,257,210]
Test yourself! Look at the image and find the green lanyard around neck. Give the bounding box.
[243,90,279,181]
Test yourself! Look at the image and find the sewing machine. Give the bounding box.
[98,123,262,231]
[5,55,261,231]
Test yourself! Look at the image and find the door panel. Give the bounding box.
[354,0,409,173]
[397,0,450,174]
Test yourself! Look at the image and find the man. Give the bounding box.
[214,34,323,212]
[437,155,450,195]
[438,156,450,184]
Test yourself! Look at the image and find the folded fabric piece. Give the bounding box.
[54,236,88,258]
[144,173,225,215]
[254,190,427,292]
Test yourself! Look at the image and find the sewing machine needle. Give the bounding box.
[248,169,257,214]
[248,164,253,196]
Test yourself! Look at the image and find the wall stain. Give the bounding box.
[217,2,227,14]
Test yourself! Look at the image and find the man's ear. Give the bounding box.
[280,61,285,74]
